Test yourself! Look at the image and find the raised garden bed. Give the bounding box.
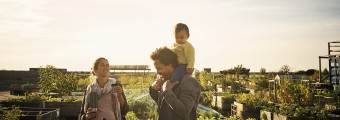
[45,102,81,117]
[0,107,60,120]
[0,101,45,108]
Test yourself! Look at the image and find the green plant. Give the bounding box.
[38,65,80,96]
[5,93,49,102]
[276,79,313,106]
[199,91,214,107]
[77,77,93,91]
[1,106,21,120]
[235,93,268,110]
[278,104,295,116]
[197,110,219,120]
[129,100,153,118]
[46,98,62,102]
[274,104,329,119]
[225,115,239,120]
[125,111,138,120]
[199,70,213,89]
[119,74,155,89]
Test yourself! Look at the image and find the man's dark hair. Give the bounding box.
[174,23,190,38]
[150,47,178,68]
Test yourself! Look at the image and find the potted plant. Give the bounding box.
[233,93,267,119]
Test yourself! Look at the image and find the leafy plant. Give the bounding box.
[129,100,154,119]
[63,96,81,102]
[46,98,62,102]
[5,93,49,102]
[1,106,21,120]
[125,111,138,120]
[276,79,313,106]
[199,91,214,107]
[119,74,155,89]
[38,65,80,96]
[235,93,268,110]
[77,77,93,91]
[225,115,239,120]
[197,110,219,120]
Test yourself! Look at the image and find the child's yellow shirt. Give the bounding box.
[171,42,195,68]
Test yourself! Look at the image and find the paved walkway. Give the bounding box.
[0,91,18,101]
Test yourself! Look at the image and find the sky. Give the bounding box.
[0,0,339,72]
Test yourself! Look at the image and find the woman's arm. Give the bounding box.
[113,84,129,118]
[79,88,88,120]
[120,90,129,117]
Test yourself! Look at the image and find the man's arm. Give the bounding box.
[162,79,200,118]
[149,86,159,103]
[149,79,165,103]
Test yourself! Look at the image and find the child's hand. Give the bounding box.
[186,68,194,75]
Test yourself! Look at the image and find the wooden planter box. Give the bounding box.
[137,116,149,120]
[260,110,340,120]
[0,107,60,120]
[44,102,81,118]
[232,101,260,119]
[261,110,273,120]
[272,114,303,120]
[260,110,303,120]
[328,114,340,120]
[0,102,45,108]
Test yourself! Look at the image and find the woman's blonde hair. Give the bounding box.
[91,57,108,76]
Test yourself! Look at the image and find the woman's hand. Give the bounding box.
[85,107,97,120]
[112,86,126,107]
[112,86,123,96]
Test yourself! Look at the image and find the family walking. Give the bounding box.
[79,23,201,120]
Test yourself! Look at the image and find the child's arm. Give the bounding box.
[185,44,195,75]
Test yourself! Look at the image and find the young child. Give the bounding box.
[170,23,195,83]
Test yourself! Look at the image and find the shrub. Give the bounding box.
[38,65,80,96]
[5,93,49,102]
[235,93,268,110]
[125,111,138,120]
[197,110,219,120]
[129,100,154,118]
[1,106,21,120]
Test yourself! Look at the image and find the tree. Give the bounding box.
[309,70,320,82]
[234,64,243,81]
[38,65,58,93]
[38,65,80,96]
[260,68,266,75]
[296,70,306,75]
[279,65,291,74]
[54,72,80,95]
[199,70,213,89]
[305,69,316,76]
